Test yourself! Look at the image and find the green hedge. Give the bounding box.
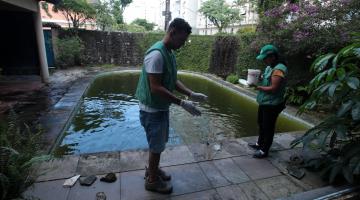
[136,33,215,72]
[236,32,262,77]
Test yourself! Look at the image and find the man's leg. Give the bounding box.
[148,152,160,182]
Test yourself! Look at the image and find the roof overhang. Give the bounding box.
[42,0,61,4]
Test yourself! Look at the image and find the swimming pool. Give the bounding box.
[55,71,310,155]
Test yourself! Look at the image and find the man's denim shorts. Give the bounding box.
[139,110,169,154]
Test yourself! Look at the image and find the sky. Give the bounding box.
[123,0,163,26]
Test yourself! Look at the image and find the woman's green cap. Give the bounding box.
[256,44,278,60]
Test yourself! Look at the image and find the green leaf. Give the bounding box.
[326,68,336,82]
[352,102,360,121]
[329,164,342,183]
[328,81,340,97]
[347,77,360,89]
[354,162,360,175]
[354,47,360,58]
[335,124,347,139]
[311,53,335,73]
[336,68,346,81]
[337,100,353,117]
[342,166,354,183]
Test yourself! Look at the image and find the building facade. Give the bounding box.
[124,0,258,34]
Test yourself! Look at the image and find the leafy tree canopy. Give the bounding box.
[199,0,242,33]
[131,18,156,31]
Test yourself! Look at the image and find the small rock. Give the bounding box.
[96,192,106,200]
[100,173,117,183]
[79,175,97,186]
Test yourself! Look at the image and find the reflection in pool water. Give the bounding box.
[56,72,309,155]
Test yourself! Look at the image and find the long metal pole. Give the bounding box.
[164,0,170,31]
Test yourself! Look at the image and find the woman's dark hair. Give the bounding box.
[267,52,288,66]
[168,18,192,34]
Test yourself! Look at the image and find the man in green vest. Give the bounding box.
[248,44,288,158]
[135,18,208,194]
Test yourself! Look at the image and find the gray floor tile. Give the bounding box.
[166,163,212,196]
[160,145,195,166]
[119,149,148,172]
[213,158,250,184]
[199,161,231,187]
[255,175,304,199]
[170,189,221,200]
[238,181,269,200]
[216,184,250,200]
[67,174,121,200]
[76,152,121,176]
[120,170,169,200]
[23,179,70,200]
[187,143,232,162]
[222,139,250,156]
[273,133,297,149]
[232,156,281,180]
[35,155,79,182]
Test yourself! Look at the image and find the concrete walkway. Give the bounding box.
[24,68,329,200]
[25,132,328,200]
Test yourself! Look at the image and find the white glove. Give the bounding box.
[180,100,201,116]
[189,92,208,102]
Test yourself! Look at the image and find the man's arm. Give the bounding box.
[148,74,182,105]
[175,80,192,96]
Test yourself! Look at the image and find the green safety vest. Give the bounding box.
[256,63,288,105]
[135,41,177,109]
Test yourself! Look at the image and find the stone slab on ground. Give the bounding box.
[232,155,281,180]
[198,161,231,188]
[255,175,304,199]
[120,169,169,200]
[187,143,232,162]
[76,152,121,176]
[165,163,212,196]
[170,189,221,200]
[23,179,70,200]
[216,182,270,200]
[213,158,250,184]
[222,139,251,156]
[160,145,196,166]
[119,149,148,172]
[35,155,79,182]
[67,174,121,200]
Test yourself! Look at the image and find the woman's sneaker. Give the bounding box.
[145,176,173,194]
[248,142,261,150]
[253,150,268,158]
[145,166,171,181]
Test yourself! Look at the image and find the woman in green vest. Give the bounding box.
[248,44,288,158]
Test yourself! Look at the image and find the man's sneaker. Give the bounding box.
[253,150,268,159]
[145,176,173,194]
[145,166,171,181]
[248,142,261,150]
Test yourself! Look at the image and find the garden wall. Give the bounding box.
[53,29,313,86]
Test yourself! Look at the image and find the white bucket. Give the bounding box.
[247,69,261,85]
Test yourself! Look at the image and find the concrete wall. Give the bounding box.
[58,30,145,66]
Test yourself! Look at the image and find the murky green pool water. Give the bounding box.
[56,72,310,155]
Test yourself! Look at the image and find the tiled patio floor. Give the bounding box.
[25,133,328,200]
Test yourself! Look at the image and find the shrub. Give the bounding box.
[137,33,214,72]
[0,110,51,199]
[225,74,239,84]
[55,36,85,67]
[292,36,360,184]
[236,32,262,76]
